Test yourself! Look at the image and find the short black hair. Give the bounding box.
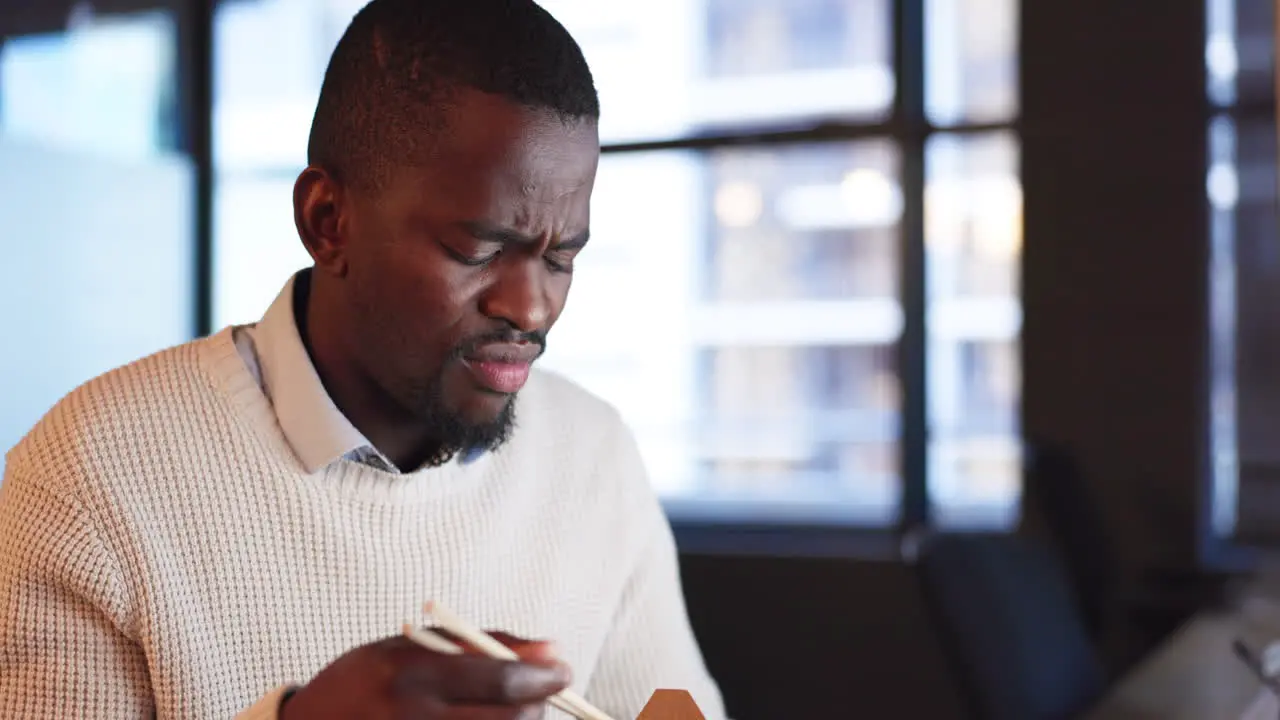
[307,0,600,189]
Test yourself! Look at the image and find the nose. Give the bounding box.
[478,261,552,333]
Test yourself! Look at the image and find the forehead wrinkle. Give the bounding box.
[505,162,591,203]
[500,201,580,244]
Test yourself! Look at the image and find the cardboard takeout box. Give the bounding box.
[635,690,705,720]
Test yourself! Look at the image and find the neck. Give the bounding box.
[296,272,449,471]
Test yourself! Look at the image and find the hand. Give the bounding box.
[279,631,571,719]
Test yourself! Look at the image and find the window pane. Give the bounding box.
[924,132,1022,528]
[1205,1,1280,543]
[213,0,359,175]
[1206,0,1239,106]
[1230,0,1273,108]
[925,0,1018,125]
[212,0,893,168]
[1205,0,1279,109]
[544,0,895,140]
[214,174,312,327]
[1219,115,1280,542]
[539,142,903,523]
[1208,115,1239,536]
[0,12,192,475]
[212,0,359,326]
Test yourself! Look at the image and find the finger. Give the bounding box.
[429,628,560,666]
[430,654,571,704]
[388,642,571,706]
[442,704,546,720]
[395,697,543,720]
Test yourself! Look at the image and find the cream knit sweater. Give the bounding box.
[0,329,725,719]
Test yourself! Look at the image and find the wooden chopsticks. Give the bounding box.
[403,601,619,720]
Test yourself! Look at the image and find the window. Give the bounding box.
[925,130,1021,527]
[1206,0,1280,544]
[556,141,904,522]
[0,8,192,476]
[212,0,1021,530]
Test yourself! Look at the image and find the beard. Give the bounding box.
[402,366,519,459]
[392,326,547,461]
[331,267,548,464]
[299,267,531,466]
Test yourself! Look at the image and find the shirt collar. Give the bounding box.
[248,271,379,473]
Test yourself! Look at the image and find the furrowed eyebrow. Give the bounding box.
[554,231,590,250]
[458,221,589,249]
[457,221,535,245]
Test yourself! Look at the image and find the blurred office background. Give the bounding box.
[0,0,1275,717]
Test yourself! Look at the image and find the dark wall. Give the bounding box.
[1226,0,1280,542]
[1021,0,1208,578]
[1021,0,1213,665]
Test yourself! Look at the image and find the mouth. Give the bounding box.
[460,342,541,394]
[461,359,531,394]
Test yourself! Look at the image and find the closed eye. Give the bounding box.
[440,235,503,266]
[461,251,500,266]
[544,244,584,273]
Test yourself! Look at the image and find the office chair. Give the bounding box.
[916,532,1107,720]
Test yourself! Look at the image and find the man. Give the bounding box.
[0,1,726,718]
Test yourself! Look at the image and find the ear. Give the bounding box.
[293,166,349,278]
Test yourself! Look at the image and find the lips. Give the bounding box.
[464,360,532,393]
[461,342,541,394]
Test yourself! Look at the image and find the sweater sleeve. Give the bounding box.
[584,426,728,720]
[0,461,154,718]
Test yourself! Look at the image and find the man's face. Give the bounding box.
[324,90,599,454]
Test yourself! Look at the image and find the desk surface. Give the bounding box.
[1086,612,1265,720]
